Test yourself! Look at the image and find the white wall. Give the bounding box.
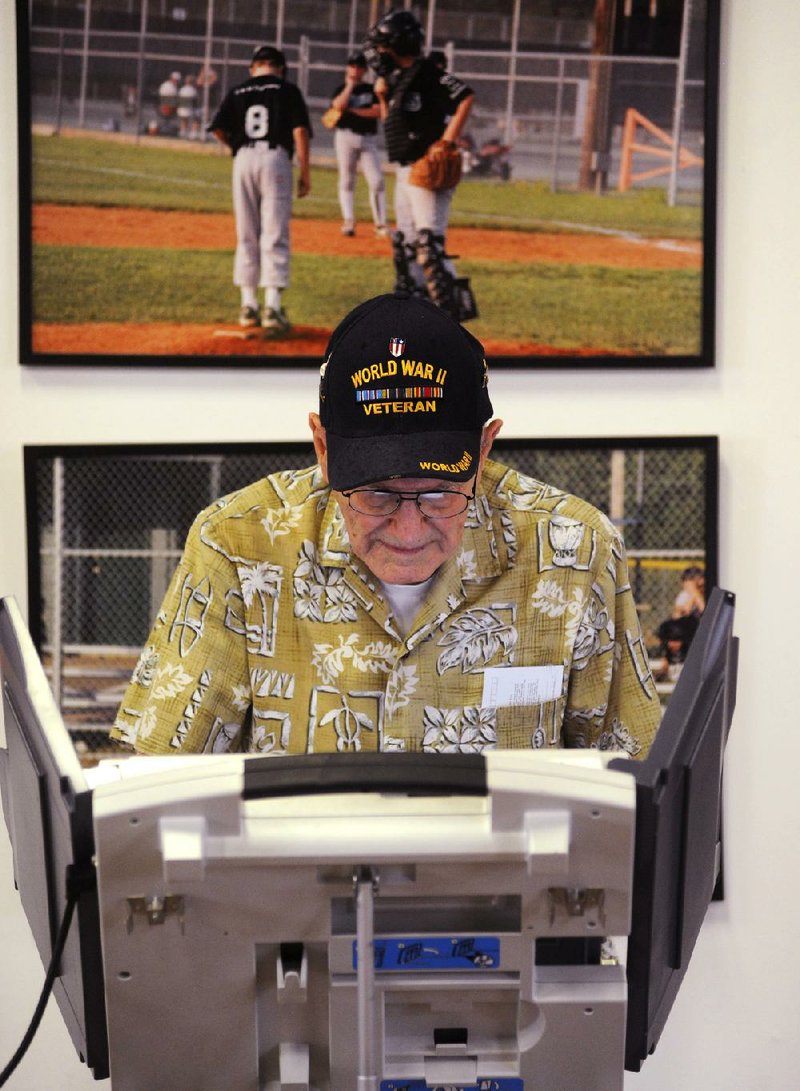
[2,2,799,1088]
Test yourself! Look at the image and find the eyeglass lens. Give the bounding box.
[346,489,471,518]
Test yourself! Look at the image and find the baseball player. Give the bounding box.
[157,71,181,119]
[365,9,476,319]
[177,73,199,139]
[328,52,388,237]
[209,45,312,334]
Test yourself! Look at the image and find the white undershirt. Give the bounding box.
[379,576,435,636]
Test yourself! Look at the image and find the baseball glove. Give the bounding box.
[408,140,462,191]
[321,106,342,130]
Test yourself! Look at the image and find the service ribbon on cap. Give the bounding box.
[356,386,443,402]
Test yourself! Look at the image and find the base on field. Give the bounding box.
[212,327,265,340]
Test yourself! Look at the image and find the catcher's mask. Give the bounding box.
[364,9,423,74]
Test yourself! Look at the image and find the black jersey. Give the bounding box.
[210,73,312,157]
[330,81,379,136]
[383,57,472,165]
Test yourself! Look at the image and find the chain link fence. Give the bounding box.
[26,440,715,757]
[26,0,708,194]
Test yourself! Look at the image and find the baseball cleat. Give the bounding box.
[262,307,292,335]
[341,222,356,237]
[239,305,260,328]
[374,224,390,237]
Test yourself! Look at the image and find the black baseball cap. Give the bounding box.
[347,52,367,67]
[251,45,286,68]
[319,292,493,491]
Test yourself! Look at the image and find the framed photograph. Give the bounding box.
[18,0,719,369]
[24,436,718,758]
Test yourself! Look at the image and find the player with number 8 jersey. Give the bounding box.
[210,45,313,334]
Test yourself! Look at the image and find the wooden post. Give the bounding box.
[578,0,616,192]
[618,107,703,193]
[619,107,637,192]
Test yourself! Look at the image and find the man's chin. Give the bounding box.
[369,548,440,584]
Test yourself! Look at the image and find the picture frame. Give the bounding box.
[17,0,720,369]
[24,436,718,756]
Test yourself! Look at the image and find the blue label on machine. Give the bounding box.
[353,936,500,971]
[380,1080,523,1090]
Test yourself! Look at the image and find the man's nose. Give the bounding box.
[387,498,429,539]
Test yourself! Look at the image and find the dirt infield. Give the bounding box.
[32,321,610,358]
[31,203,699,357]
[33,203,701,269]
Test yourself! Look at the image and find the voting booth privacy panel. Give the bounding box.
[0,590,737,1090]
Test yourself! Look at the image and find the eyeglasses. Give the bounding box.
[341,485,475,519]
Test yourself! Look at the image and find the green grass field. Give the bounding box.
[30,132,705,355]
[32,132,703,237]
[34,246,700,354]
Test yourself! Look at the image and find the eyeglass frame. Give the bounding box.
[340,482,476,519]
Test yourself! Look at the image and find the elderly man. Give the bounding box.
[113,292,660,757]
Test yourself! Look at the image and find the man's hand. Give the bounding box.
[374,76,388,99]
[408,140,462,191]
[428,138,454,161]
[294,127,311,197]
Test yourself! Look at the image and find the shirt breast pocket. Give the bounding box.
[492,698,565,750]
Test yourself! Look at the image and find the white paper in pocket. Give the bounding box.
[481,665,564,708]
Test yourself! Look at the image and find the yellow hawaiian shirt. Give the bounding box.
[112,459,661,757]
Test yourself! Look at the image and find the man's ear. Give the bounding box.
[478,418,503,475]
[308,412,330,482]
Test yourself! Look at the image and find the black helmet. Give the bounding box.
[251,45,286,69]
[365,9,423,58]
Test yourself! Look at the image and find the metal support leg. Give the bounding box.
[355,865,379,1091]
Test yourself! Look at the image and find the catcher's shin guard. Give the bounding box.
[390,230,423,296]
[417,229,478,321]
[453,275,479,321]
